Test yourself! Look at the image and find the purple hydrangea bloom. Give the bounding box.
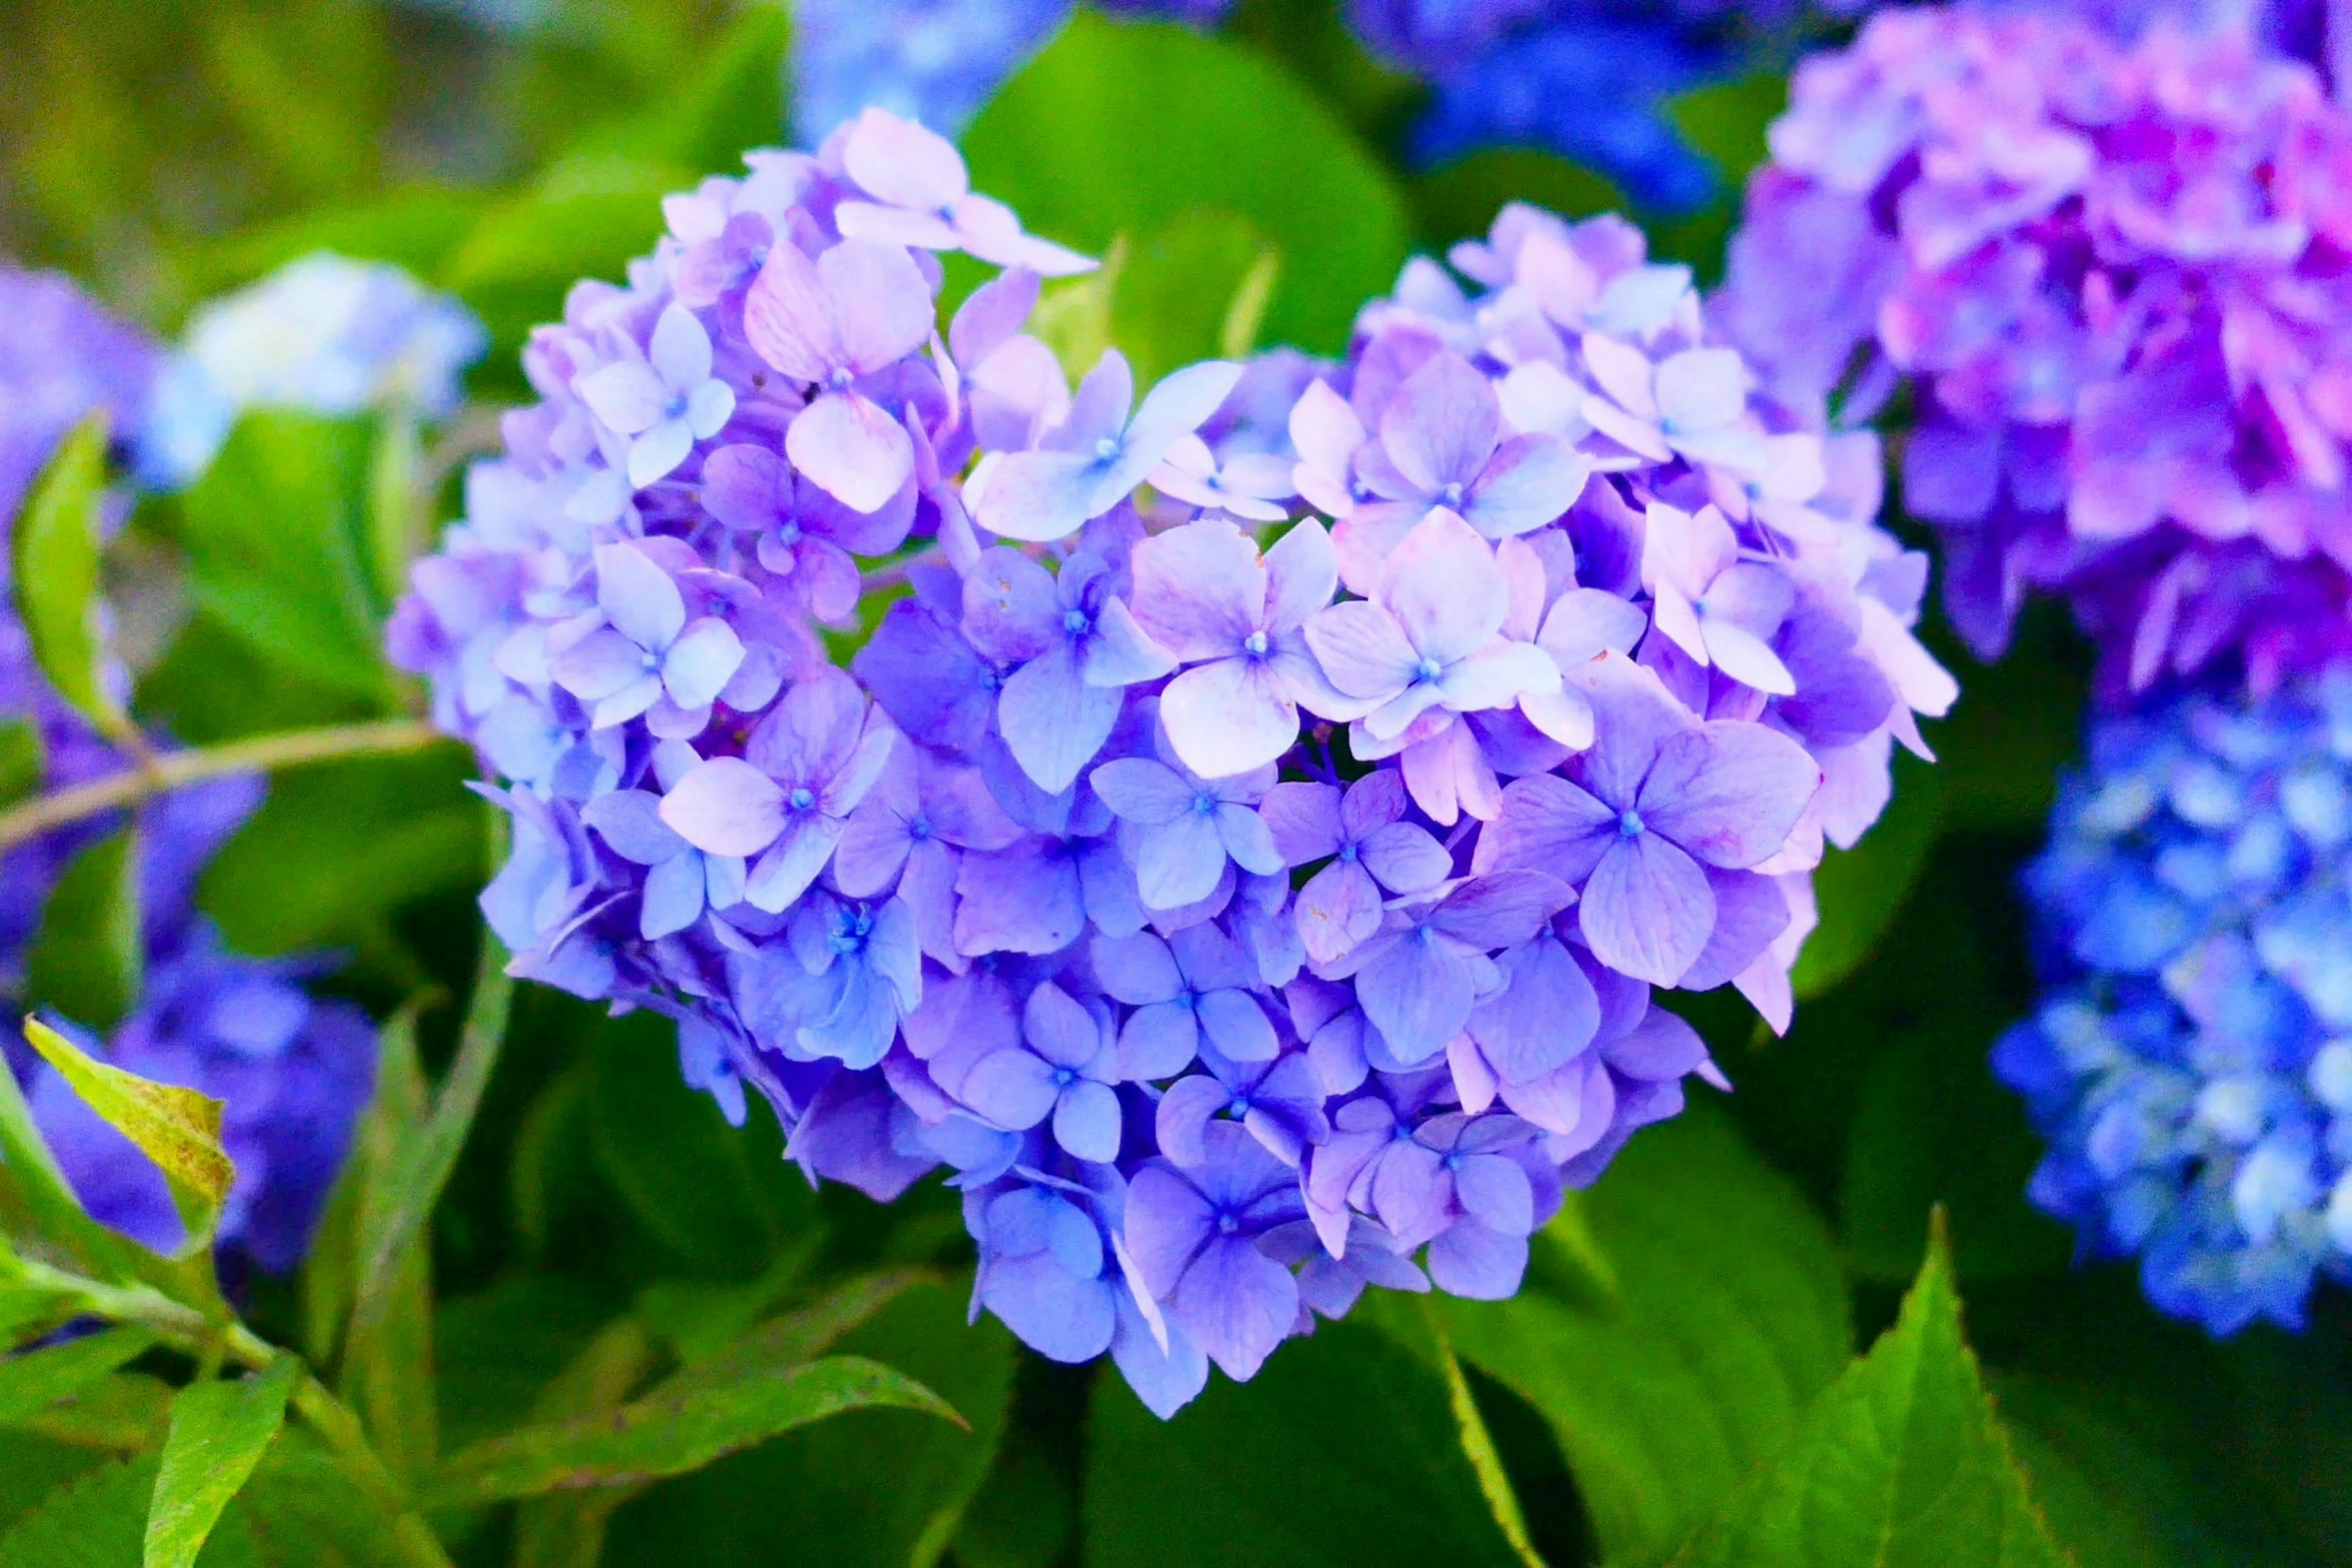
[1999,668,2352,1333]
[1718,6,2352,699]
[22,927,376,1275]
[394,122,1951,1416]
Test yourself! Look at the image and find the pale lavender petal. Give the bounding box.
[1024,981,1102,1069]
[1136,811,1226,910]
[1358,822,1450,894]
[1263,518,1338,633]
[970,450,1101,543]
[950,267,1041,368]
[1579,833,1714,986]
[1464,432,1588,538]
[1382,353,1500,494]
[1676,869,1790,992]
[1160,660,1300,780]
[701,443,790,531]
[550,627,650,703]
[662,617,746,709]
[1156,1074,1230,1168]
[1258,782,1343,865]
[627,418,695,489]
[1430,870,1571,948]
[962,545,1060,665]
[575,360,669,435]
[1079,599,1177,688]
[1305,601,1419,701]
[1434,639,1558,714]
[649,302,713,390]
[842,107,969,210]
[1427,1221,1528,1300]
[1091,929,1183,1005]
[788,390,915,514]
[597,542,687,652]
[743,243,842,382]
[820,239,936,375]
[1216,804,1284,878]
[1171,1237,1297,1382]
[1110,361,1246,496]
[745,814,844,911]
[1382,508,1507,666]
[1131,518,1265,661]
[1470,773,1615,881]
[1196,989,1278,1063]
[660,758,785,857]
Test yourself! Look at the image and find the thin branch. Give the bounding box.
[0,718,451,853]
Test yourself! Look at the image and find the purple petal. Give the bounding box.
[1000,644,1121,793]
[745,813,844,911]
[1296,859,1382,965]
[1196,989,1278,1064]
[1469,935,1600,1084]
[1091,929,1182,1005]
[662,617,746,709]
[1119,1001,1200,1080]
[659,758,785,857]
[1156,1074,1231,1168]
[1426,1221,1528,1300]
[1357,933,1475,1065]
[1678,869,1790,992]
[1215,803,1284,878]
[842,108,968,210]
[954,840,1085,956]
[950,266,1040,368]
[1079,598,1177,688]
[1464,433,1589,538]
[1578,833,1714,986]
[962,1047,1060,1130]
[1259,781,1344,865]
[549,627,650,703]
[597,542,687,652]
[582,788,689,865]
[962,546,1060,665]
[1055,1080,1123,1162]
[575,360,668,435]
[1359,821,1450,894]
[1025,981,1102,1069]
[1170,1235,1297,1382]
[970,450,1101,543]
[1134,812,1226,910]
[1431,870,1573,948]
[1264,519,1339,633]
[1124,1165,1215,1298]
[1090,758,1194,826]
[1305,601,1418,701]
[983,1253,1115,1365]
[1107,361,1246,497]
[701,443,789,531]
[1637,721,1822,870]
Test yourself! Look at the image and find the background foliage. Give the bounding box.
[2,2,2348,1565]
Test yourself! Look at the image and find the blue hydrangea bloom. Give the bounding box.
[1998,672,2352,1334]
[790,0,1237,145]
[1411,13,1728,214]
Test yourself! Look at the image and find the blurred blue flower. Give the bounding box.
[1999,672,2352,1334]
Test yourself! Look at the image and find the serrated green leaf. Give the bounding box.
[12,1372,176,1454]
[602,1277,1012,1568]
[962,13,1409,355]
[0,718,47,810]
[12,413,124,733]
[145,1359,299,1568]
[1672,1219,2069,1568]
[173,412,391,701]
[421,1354,954,1508]
[1792,752,1945,1000]
[1439,1107,1851,1567]
[235,1423,436,1568]
[23,1017,233,1251]
[0,1449,260,1568]
[511,1316,662,1568]
[0,1016,149,1283]
[0,1327,156,1432]
[24,826,143,1036]
[0,1429,113,1531]
[1084,1313,1529,1568]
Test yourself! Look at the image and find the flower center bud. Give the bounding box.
[1053,1066,1077,1088]
[828,367,855,392]
[1193,793,1219,817]
[1216,1213,1240,1236]
[1243,630,1268,657]
[1617,809,1645,837]
[1414,656,1443,684]
[790,786,816,812]
[1440,481,1464,507]
[1064,609,1093,636]
[1094,436,1120,462]
[1338,842,1359,863]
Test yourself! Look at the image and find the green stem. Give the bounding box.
[0,718,450,853]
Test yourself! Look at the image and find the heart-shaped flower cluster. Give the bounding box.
[1719,6,2352,698]
[1998,669,2352,1333]
[392,110,1953,1416]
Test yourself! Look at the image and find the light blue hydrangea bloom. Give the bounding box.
[1999,672,2352,1334]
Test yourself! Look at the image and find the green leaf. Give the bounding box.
[1438,1106,1851,1567]
[1085,1313,1530,1568]
[963,13,1410,355]
[145,1359,300,1568]
[12,413,124,734]
[0,1429,113,1531]
[25,825,143,1036]
[602,1277,1014,1568]
[0,1016,149,1282]
[434,1276,614,1457]
[1792,752,1945,1000]
[954,1430,1076,1568]
[1410,149,1625,249]
[0,1327,157,1429]
[421,1354,954,1509]
[0,718,48,811]
[173,412,391,701]
[186,187,484,301]
[1109,210,1280,390]
[10,1373,176,1455]
[1672,1218,2068,1568]
[363,412,421,612]
[23,1017,233,1251]
[584,1009,813,1278]
[580,4,790,176]
[442,155,685,369]
[334,1012,438,1483]
[236,1423,445,1568]
[510,1317,663,1568]
[0,1450,259,1568]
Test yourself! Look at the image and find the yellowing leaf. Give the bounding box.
[22,1018,234,1250]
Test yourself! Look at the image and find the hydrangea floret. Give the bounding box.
[1717,6,2352,698]
[392,109,1954,1415]
[1998,670,2352,1333]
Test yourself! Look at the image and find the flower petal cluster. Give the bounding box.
[394,115,1951,1415]
[1997,669,2352,1333]
[145,252,486,488]
[1718,7,2352,696]
[790,0,1236,145]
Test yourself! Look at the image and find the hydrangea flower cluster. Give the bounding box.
[1716,6,2352,698]
[1996,670,2352,1333]
[391,109,1953,1415]
[0,263,383,1279]
[790,0,1234,143]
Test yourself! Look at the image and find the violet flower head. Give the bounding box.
[1718,6,2352,698]
[393,122,1950,1416]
